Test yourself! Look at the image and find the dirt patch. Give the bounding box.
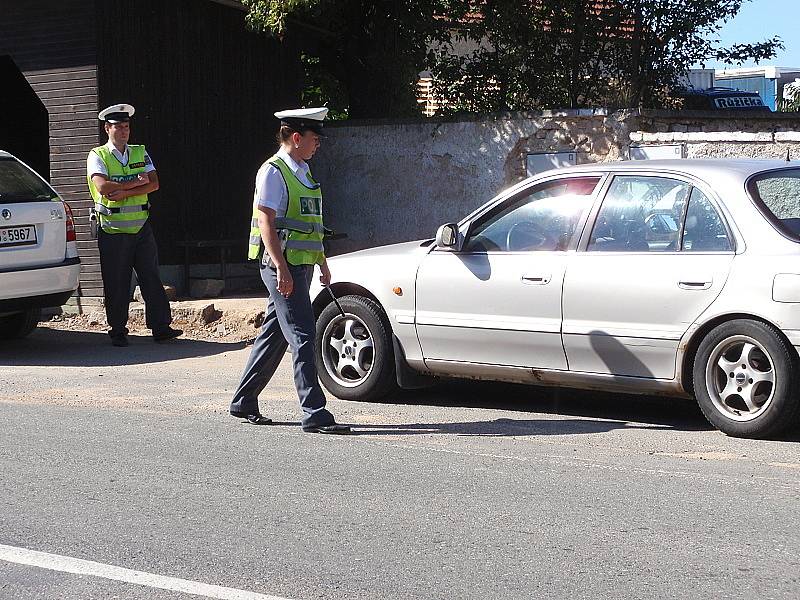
[44,300,266,343]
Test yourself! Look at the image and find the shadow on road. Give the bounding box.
[231,417,667,436]
[0,328,245,367]
[383,379,711,432]
[352,417,670,437]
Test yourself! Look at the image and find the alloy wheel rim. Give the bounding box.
[704,335,776,422]
[322,313,375,388]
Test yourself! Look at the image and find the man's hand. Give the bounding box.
[133,173,150,186]
[105,189,128,201]
[320,261,331,287]
[276,264,294,298]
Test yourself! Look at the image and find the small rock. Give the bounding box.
[164,285,178,302]
[216,323,226,335]
[134,285,177,302]
[251,311,266,328]
[86,311,106,327]
[200,304,220,324]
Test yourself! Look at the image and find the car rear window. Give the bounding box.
[0,157,56,204]
[748,168,800,240]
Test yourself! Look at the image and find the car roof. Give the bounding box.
[552,159,798,183]
[688,88,762,97]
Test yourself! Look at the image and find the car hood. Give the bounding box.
[314,239,432,304]
[328,239,433,264]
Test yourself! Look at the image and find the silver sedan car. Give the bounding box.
[311,160,800,439]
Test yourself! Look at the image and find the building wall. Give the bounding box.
[2,0,303,302]
[0,0,103,299]
[98,0,303,267]
[313,110,800,256]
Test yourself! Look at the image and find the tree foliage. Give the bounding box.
[431,0,782,113]
[241,0,473,118]
[241,0,782,117]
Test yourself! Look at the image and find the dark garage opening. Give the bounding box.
[0,55,49,180]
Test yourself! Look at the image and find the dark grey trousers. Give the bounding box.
[97,220,172,337]
[230,262,333,428]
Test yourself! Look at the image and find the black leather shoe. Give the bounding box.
[230,411,273,425]
[302,423,351,434]
[153,326,183,342]
[111,334,129,347]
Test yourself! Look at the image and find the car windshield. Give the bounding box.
[748,168,800,240]
[0,157,56,204]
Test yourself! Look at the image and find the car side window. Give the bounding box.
[462,177,600,253]
[681,188,732,252]
[588,176,689,252]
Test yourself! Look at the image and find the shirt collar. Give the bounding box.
[277,148,308,175]
[105,141,128,158]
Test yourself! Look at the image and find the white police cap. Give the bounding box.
[98,103,135,123]
[274,107,328,135]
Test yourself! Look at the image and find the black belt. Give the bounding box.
[107,204,149,214]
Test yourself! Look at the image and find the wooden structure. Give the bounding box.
[0,0,301,302]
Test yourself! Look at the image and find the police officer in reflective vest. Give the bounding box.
[230,107,350,433]
[87,104,182,347]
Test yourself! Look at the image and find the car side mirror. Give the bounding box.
[435,223,459,249]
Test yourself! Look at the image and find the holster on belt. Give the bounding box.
[89,207,99,239]
[262,229,289,269]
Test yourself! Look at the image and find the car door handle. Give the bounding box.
[678,280,712,290]
[521,273,551,285]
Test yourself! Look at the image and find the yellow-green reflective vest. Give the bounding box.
[87,145,150,234]
[247,155,325,265]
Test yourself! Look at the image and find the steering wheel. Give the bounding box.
[506,221,555,251]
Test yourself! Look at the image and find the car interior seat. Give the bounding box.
[683,212,730,251]
[623,220,650,251]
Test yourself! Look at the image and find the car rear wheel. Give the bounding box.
[693,319,800,438]
[0,308,42,340]
[315,295,397,401]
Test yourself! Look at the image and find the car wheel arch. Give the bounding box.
[680,312,797,396]
[312,282,382,319]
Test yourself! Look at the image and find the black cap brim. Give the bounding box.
[281,118,326,136]
[104,112,131,123]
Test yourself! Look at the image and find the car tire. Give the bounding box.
[693,319,800,438]
[315,295,397,401]
[0,308,42,340]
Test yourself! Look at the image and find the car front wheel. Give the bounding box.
[315,295,397,401]
[693,319,800,438]
[0,308,42,340]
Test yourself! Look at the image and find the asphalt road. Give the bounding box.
[2,327,799,599]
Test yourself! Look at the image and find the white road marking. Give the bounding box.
[0,544,293,600]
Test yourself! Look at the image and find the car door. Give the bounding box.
[562,174,736,379]
[415,175,603,369]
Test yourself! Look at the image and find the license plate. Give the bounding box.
[0,225,37,248]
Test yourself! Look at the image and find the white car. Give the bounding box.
[0,151,80,339]
[311,160,800,439]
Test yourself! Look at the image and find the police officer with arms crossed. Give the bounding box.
[229,107,350,434]
[87,104,182,347]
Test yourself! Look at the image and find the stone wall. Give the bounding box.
[309,109,800,255]
[633,110,800,160]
